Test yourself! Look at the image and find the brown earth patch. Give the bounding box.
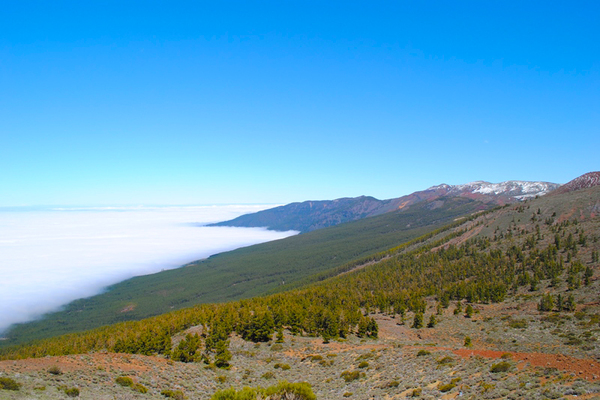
[120,304,136,313]
[452,348,600,382]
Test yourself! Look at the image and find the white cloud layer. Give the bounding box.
[0,205,296,333]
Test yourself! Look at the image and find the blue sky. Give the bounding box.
[1,1,598,206]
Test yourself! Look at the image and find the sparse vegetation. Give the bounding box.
[0,377,21,391]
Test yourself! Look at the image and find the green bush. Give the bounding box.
[438,382,456,392]
[437,356,454,365]
[341,370,362,382]
[262,372,275,380]
[65,387,80,397]
[416,349,430,357]
[132,383,148,393]
[48,365,62,375]
[161,389,185,400]
[508,319,528,329]
[410,387,422,397]
[490,361,512,373]
[116,376,134,387]
[0,377,21,391]
[270,344,284,351]
[358,361,369,368]
[210,381,315,400]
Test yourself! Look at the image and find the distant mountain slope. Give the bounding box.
[551,171,600,195]
[211,180,560,232]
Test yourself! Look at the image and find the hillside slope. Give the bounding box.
[2,196,484,346]
[0,176,598,400]
[211,180,559,232]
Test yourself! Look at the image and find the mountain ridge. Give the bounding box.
[211,179,560,233]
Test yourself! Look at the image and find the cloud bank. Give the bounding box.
[0,205,296,333]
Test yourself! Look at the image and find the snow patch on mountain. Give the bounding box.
[427,180,560,200]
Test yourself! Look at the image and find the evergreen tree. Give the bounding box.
[427,314,437,328]
[412,313,424,329]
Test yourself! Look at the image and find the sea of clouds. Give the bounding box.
[0,205,296,333]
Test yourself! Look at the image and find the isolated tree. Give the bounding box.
[465,304,474,318]
[412,312,423,329]
[427,314,437,328]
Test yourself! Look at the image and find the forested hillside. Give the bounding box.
[2,196,483,346]
[3,184,598,360]
[1,179,598,399]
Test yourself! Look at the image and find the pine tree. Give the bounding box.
[412,313,423,329]
[427,314,437,328]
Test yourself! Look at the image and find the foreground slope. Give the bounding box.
[3,196,483,346]
[0,174,598,399]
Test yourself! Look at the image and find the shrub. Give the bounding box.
[464,336,472,347]
[270,344,283,351]
[210,381,315,400]
[64,387,80,397]
[490,361,512,373]
[341,370,362,382]
[343,392,353,397]
[274,363,291,370]
[262,372,275,380]
[0,377,21,391]
[437,356,454,365]
[358,361,369,368]
[410,387,422,397]
[132,383,148,393]
[48,365,62,375]
[438,382,456,392]
[417,350,430,357]
[161,389,185,400]
[508,319,528,329]
[116,376,134,387]
[383,380,400,388]
[216,375,227,383]
[263,381,315,400]
[500,353,512,359]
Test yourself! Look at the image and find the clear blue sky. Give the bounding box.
[1,1,598,206]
